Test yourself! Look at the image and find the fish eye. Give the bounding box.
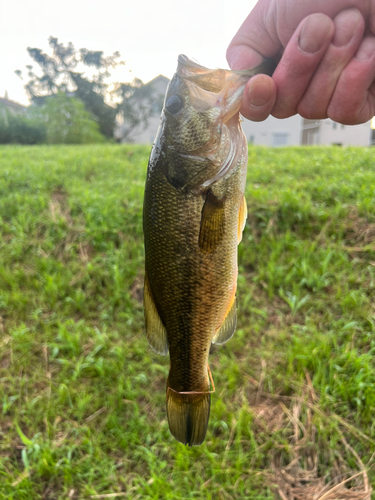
[165,95,183,114]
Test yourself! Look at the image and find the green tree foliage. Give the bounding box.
[16,37,159,140]
[16,37,120,138]
[0,105,46,144]
[35,93,104,144]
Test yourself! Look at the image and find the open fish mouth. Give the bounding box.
[177,55,228,93]
[176,54,276,122]
[177,54,276,79]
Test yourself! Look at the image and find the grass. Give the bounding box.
[0,144,374,499]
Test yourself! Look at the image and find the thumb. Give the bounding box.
[226,0,282,70]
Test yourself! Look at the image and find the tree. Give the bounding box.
[35,93,104,144]
[16,37,160,140]
[16,37,120,137]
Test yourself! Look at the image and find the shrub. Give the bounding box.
[39,93,105,144]
[0,106,46,144]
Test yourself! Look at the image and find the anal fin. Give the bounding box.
[212,296,237,345]
[144,274,168,355]
[238,195,247,244]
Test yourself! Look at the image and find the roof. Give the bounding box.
[0,98,27,112]
[146,74,170,85]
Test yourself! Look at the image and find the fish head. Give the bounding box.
[157,55,274,192]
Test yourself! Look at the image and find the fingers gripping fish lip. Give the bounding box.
[176,53,276,82]
[176,54,275,121]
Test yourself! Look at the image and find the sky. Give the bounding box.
[1,0,257,106]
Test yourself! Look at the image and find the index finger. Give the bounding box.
[226,0,373,69]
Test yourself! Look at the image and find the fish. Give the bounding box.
[143,55,276,446]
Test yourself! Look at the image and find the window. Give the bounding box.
[332,122,337,129]
[272,132,289,147]
[248,134,255,144]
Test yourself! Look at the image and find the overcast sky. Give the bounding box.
[1,0,257,105]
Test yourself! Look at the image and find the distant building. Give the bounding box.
[300,118,372,146]
[242,115,302,147]
[242,116,372,147]
[123,75,374,147]
[0,93,27,117]
[115,75,169,143]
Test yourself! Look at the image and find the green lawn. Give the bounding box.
[0,144,374,499]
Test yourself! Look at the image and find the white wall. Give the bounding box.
[128,115,163,144]
[319,119,371,146]
[116,75,169,144]
[242,115,372,147]
[241,114,302,147]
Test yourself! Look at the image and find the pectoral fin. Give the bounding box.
[144,274,168,355]
[238,195,247,244]
[212,296,237,345]
[199,189,225,254]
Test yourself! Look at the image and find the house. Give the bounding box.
[115,75,169,143]
[241,114,302,147]
[300,118,372,146]
[0,92,27,117]
[241,115,372,147]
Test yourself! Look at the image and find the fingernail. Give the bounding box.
[332,9,362,47]
[299,14,333,54]
[355,37,375,61]
[248,76,273,107]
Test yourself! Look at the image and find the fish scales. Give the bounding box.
[144,154,245,386]
[143,55,275,445]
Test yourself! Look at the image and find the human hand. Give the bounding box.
[226,0,375,124]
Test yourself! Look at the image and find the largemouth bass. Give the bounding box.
[143,55,275,446]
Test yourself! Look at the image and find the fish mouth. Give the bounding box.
[177,55,227,94]
[176,55,250,122]
[176,54,276,121]
[165,55,276,192]
[177,54,276,79]
[177,55,220,77]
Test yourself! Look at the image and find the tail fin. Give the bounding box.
[166,387,210,446]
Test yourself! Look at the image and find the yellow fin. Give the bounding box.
[212,296,237,345]
[144,274,168,355]
[199,189,225,254]
[238,195,247,244]
[166,388,210,446]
